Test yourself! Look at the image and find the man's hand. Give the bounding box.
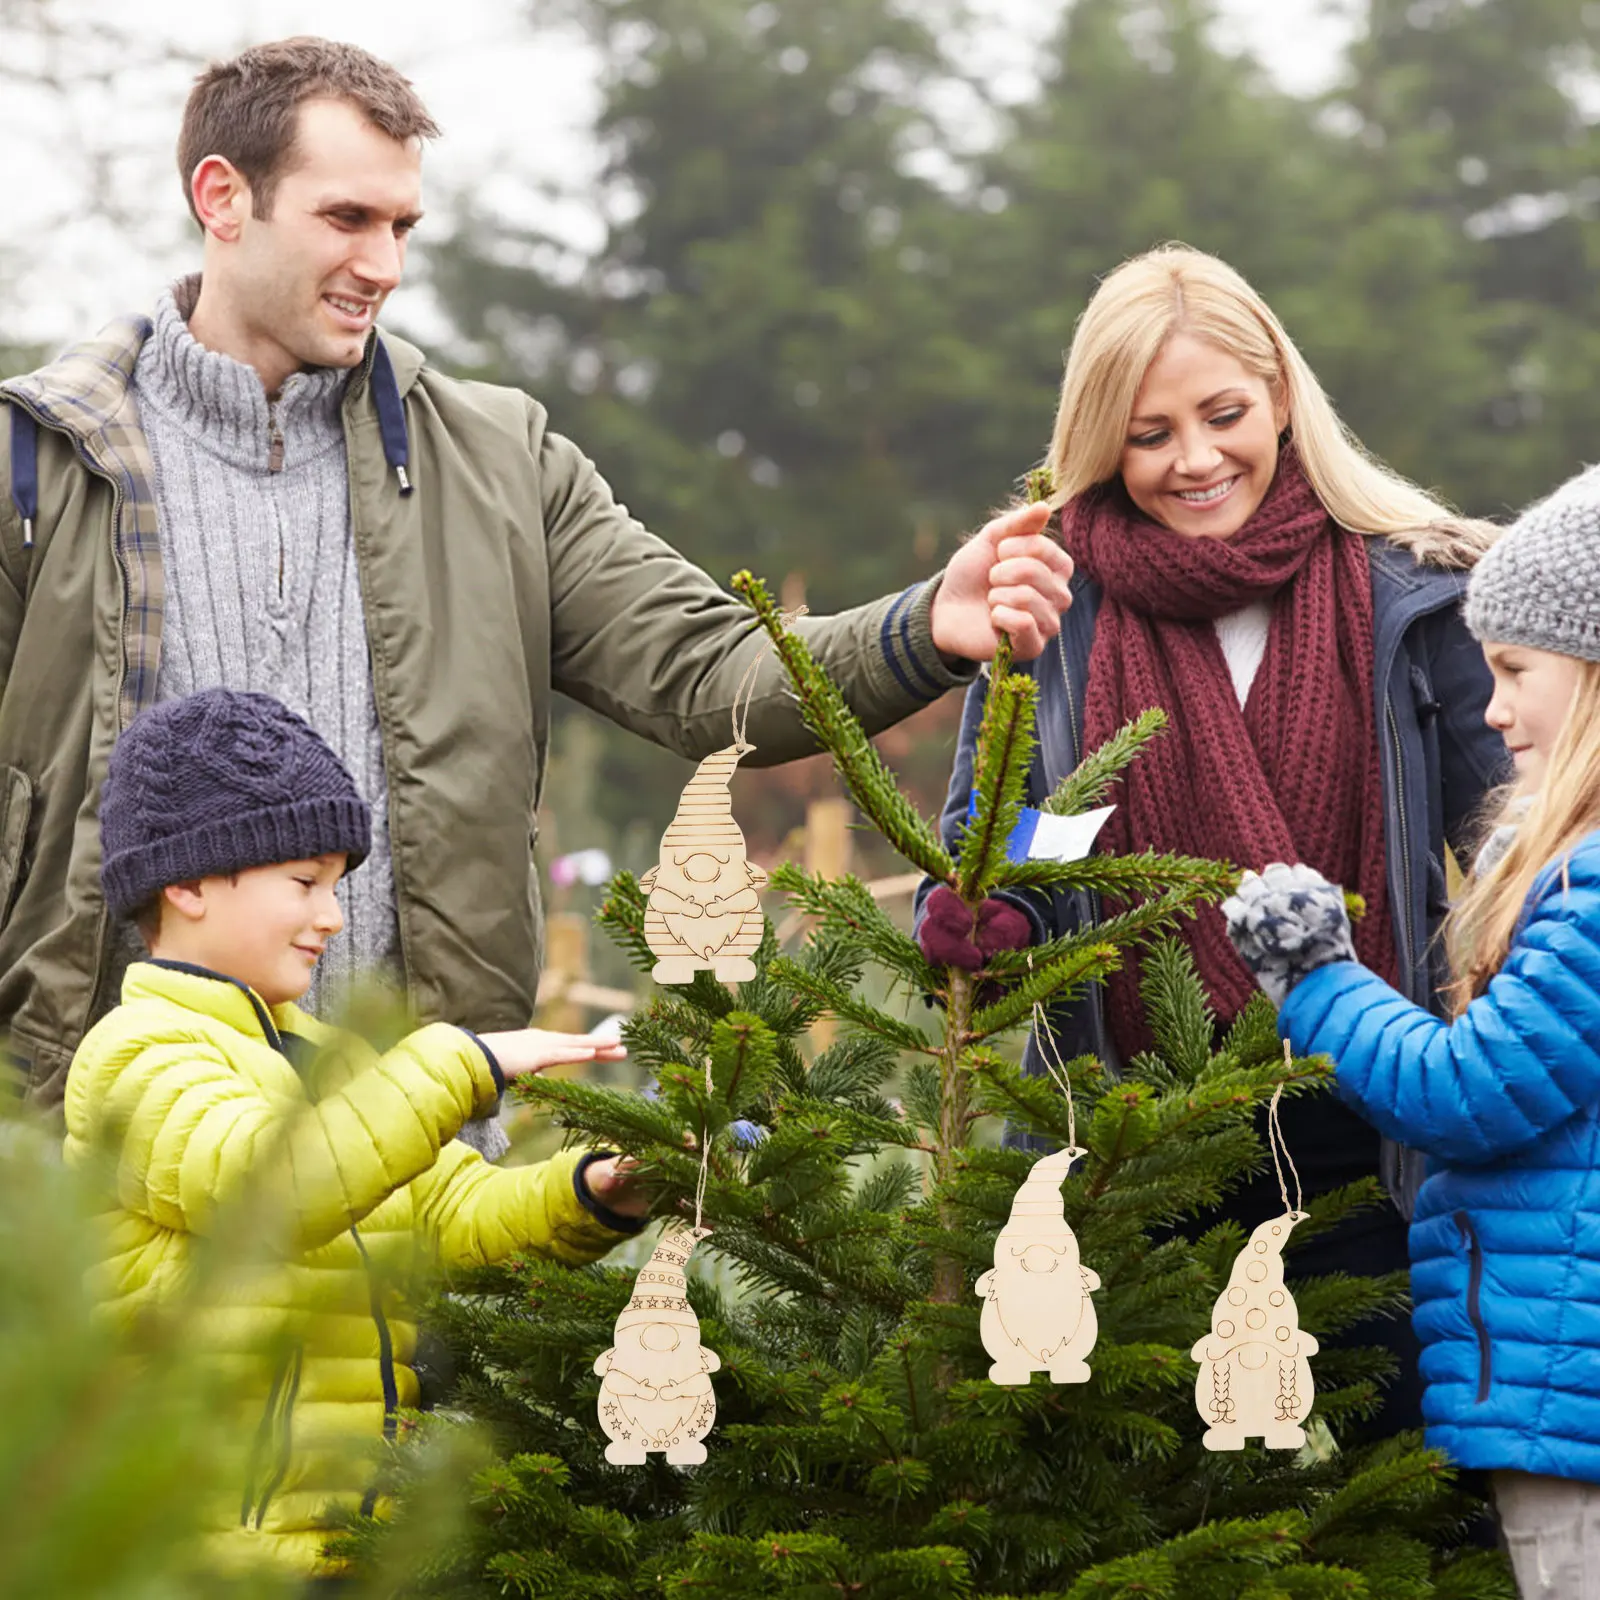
[583,1154,650,1219]
[930,502,1074,663]
[477,1028,628,1080]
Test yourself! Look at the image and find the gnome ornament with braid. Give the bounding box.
[976,1146,1100,1385]
[595,1225,720,1464]
[640,742,767,984]
[1193,1211,1318,1449]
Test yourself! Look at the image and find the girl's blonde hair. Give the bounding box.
[1046,243,1496,568]
[1446,660,1600,1009]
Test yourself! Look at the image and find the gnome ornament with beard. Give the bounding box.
[1192,1211,1318,1450]
[976,1146,1101,1385]
[595,1225,721,1464]
[640,742,768,985]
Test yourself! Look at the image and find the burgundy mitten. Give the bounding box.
[918,887,984,970]
[974,898,1032,959]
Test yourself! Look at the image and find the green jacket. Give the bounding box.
[0,315,970,1105]
[65,959,635,1576]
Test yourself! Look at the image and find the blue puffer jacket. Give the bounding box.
[927,538,1506,1209]
[1280,832,1600,1483]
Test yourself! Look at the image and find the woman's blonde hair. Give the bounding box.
[1446,660,1600,1009]
[1046,244,1495,568]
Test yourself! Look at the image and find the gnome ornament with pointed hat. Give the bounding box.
[595,1225,721,1464]
[976,1146,1100,1385]
[1193,1210,1319,1449]
[640,741,768,984]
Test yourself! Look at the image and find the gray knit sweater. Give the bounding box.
[133,281,398,1011]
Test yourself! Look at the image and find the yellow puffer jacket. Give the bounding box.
[63,961,636,1577]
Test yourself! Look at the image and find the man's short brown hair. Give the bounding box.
[177,37,440,225]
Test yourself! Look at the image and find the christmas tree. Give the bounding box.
[349,575,1510,1599]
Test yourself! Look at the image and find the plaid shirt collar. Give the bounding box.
[1,313,162,728]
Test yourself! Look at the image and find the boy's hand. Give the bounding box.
[583,1154,650,1219]
[479,1028,628,1080]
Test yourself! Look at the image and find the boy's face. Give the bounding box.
[154,855,347,1006]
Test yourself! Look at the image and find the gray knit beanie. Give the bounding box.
[1465,463,1600,660]
[100,689,371,919]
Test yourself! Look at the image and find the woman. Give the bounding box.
[926,244,1506,1435]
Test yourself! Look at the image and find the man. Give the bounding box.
[0,38,1070,1107]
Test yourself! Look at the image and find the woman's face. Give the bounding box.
[1120,333,1287,539]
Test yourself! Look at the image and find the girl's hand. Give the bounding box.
[1222,863,1357,1007]
[478,1028,628,1080]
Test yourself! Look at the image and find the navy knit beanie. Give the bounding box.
[100,690,372,919]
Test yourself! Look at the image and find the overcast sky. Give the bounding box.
[2,0,1360,349]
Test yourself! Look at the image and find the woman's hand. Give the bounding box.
[477,1028,628,1080]
[931,503,1075,662]
[1222,863,1357,1007]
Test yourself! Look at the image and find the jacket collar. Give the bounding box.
[0,314,152,462]
[124,959,324,1060]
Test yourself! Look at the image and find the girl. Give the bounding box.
[923,244,1505,1433]
[1225,464,1600,1598]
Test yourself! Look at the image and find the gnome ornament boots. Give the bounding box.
[640,742,768,984]
[595,1225,721,1464]
[976,1145,1100,1384]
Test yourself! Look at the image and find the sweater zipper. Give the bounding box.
[267,401,284,473]
[1453,1212,1492,1402]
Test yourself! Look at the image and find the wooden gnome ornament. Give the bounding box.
[595,1222,721,1464]
[1193,1071,1319,1450]
[639,740,767,985]
[977,983,1100,1385]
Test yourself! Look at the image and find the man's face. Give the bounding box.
[220,97,423,386]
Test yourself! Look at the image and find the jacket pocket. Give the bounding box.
[1453,1211,1492,1402]
[0,764,33,925]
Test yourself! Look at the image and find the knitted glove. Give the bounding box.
[1221,862,1356,1008]
[918,886,1033,971]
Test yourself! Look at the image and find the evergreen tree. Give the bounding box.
[352,583,1510,1599]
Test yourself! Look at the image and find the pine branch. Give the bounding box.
[968,941,1121,1038]
[1042,706,1169,817]
[992,845,1236,898]
[766,956,938,1055]
[732,570,955,881]
[768,863,941,990]
[957,669,1038,901]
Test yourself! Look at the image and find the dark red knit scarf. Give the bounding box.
[1059,450,1397,1057]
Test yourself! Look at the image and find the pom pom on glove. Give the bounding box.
[918,886,1033,971]
[1221,861,1357,1008]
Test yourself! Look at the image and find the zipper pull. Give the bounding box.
[267,403,284,473]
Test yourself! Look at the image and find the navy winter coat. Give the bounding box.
[1280,833,1600,1482]
[929,539,1506,1210]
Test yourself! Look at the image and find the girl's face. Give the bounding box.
[1483,641,1583,790]
[1120,333,1288,540]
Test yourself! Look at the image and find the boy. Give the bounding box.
[63,689,647,1578]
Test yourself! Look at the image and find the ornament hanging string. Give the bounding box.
[729,605,810,751]
[1027,953,1078,1153]
[687,602,806,1235]
[1269,1042,1305,1218]
[694,1052,713,1233]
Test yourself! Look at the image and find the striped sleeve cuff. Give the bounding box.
[879,576,978,703]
